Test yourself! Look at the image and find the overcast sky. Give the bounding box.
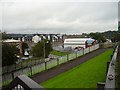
[0,0,118,34]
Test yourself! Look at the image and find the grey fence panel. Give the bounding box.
[29,60,33,66]
[2,73,12,86]
[46,61,51,69]
[33,63,46,73]
[32,63,45,75]
[2,66,8,74]
[28,60,35,67]
[36,63,44,72]
[15,63,22,70]
[77,50,83,57]
[84,48,89,54]
[22,68,30,76]
[14,69,24,78]
[62,55,67,63]
[36,60,40,64]
[68,53,73,61]
[27,61,31,67]
[72,53,77,59]
[95,44,99,50]
[90,46,95,52]
[31,60,36,66]
[22,62,28,68]
[68,53,76,61]
[31,63,45,75]
[8,65,15,72]
[32,64,40,75]
[59,57,66,64]
[46,60,57,69]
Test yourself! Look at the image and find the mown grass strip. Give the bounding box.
[41,49,113,88]
[50,50,70,56]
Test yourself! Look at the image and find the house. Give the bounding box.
[32,35,41,43]
[22,35,33,42]
[64,38,96,49]
[52,35,59,42]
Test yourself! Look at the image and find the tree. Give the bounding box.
[44,39,53,57]
[2,43,19,66]
[102,31,120,42]
[2,32,11,40]
[89,32,106,43]
[32,40,52,58]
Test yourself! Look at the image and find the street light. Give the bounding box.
[44,40,49,58]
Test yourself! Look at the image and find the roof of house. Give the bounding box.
[3,39,21,43]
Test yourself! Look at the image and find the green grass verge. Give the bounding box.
[40,49,113,88]
[50,50,70,56]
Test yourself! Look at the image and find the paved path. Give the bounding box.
[105,46,119,89]
[31,48,109,84]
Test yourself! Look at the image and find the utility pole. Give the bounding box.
[44,42,45,58]
[44,40,49,58]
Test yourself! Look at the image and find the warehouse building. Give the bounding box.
[64,38,96,49]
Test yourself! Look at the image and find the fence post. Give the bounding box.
[11,72,14,80]
[30,67,32,76]
[45,62,47,70]
[94,44,95,50]
[83,48,84,55]
[57,58,59,65]
[67,54,69,61]
[15,64,16,70]
[89,47,90,53]
[76,51,77,58]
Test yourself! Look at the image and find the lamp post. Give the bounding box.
[44,41,49,58]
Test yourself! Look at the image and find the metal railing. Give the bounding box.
[2,75,44,90]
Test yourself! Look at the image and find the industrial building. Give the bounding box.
[64,38,96,49]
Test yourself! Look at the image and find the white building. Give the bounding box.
[32,35,41,43]
[47,35,51,40]
[64,38,95,49]
[3,38,21,43]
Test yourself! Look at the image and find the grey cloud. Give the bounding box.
[2,1,118,34]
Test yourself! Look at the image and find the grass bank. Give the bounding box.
[50,50,70,56]
[41,49,113,88]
